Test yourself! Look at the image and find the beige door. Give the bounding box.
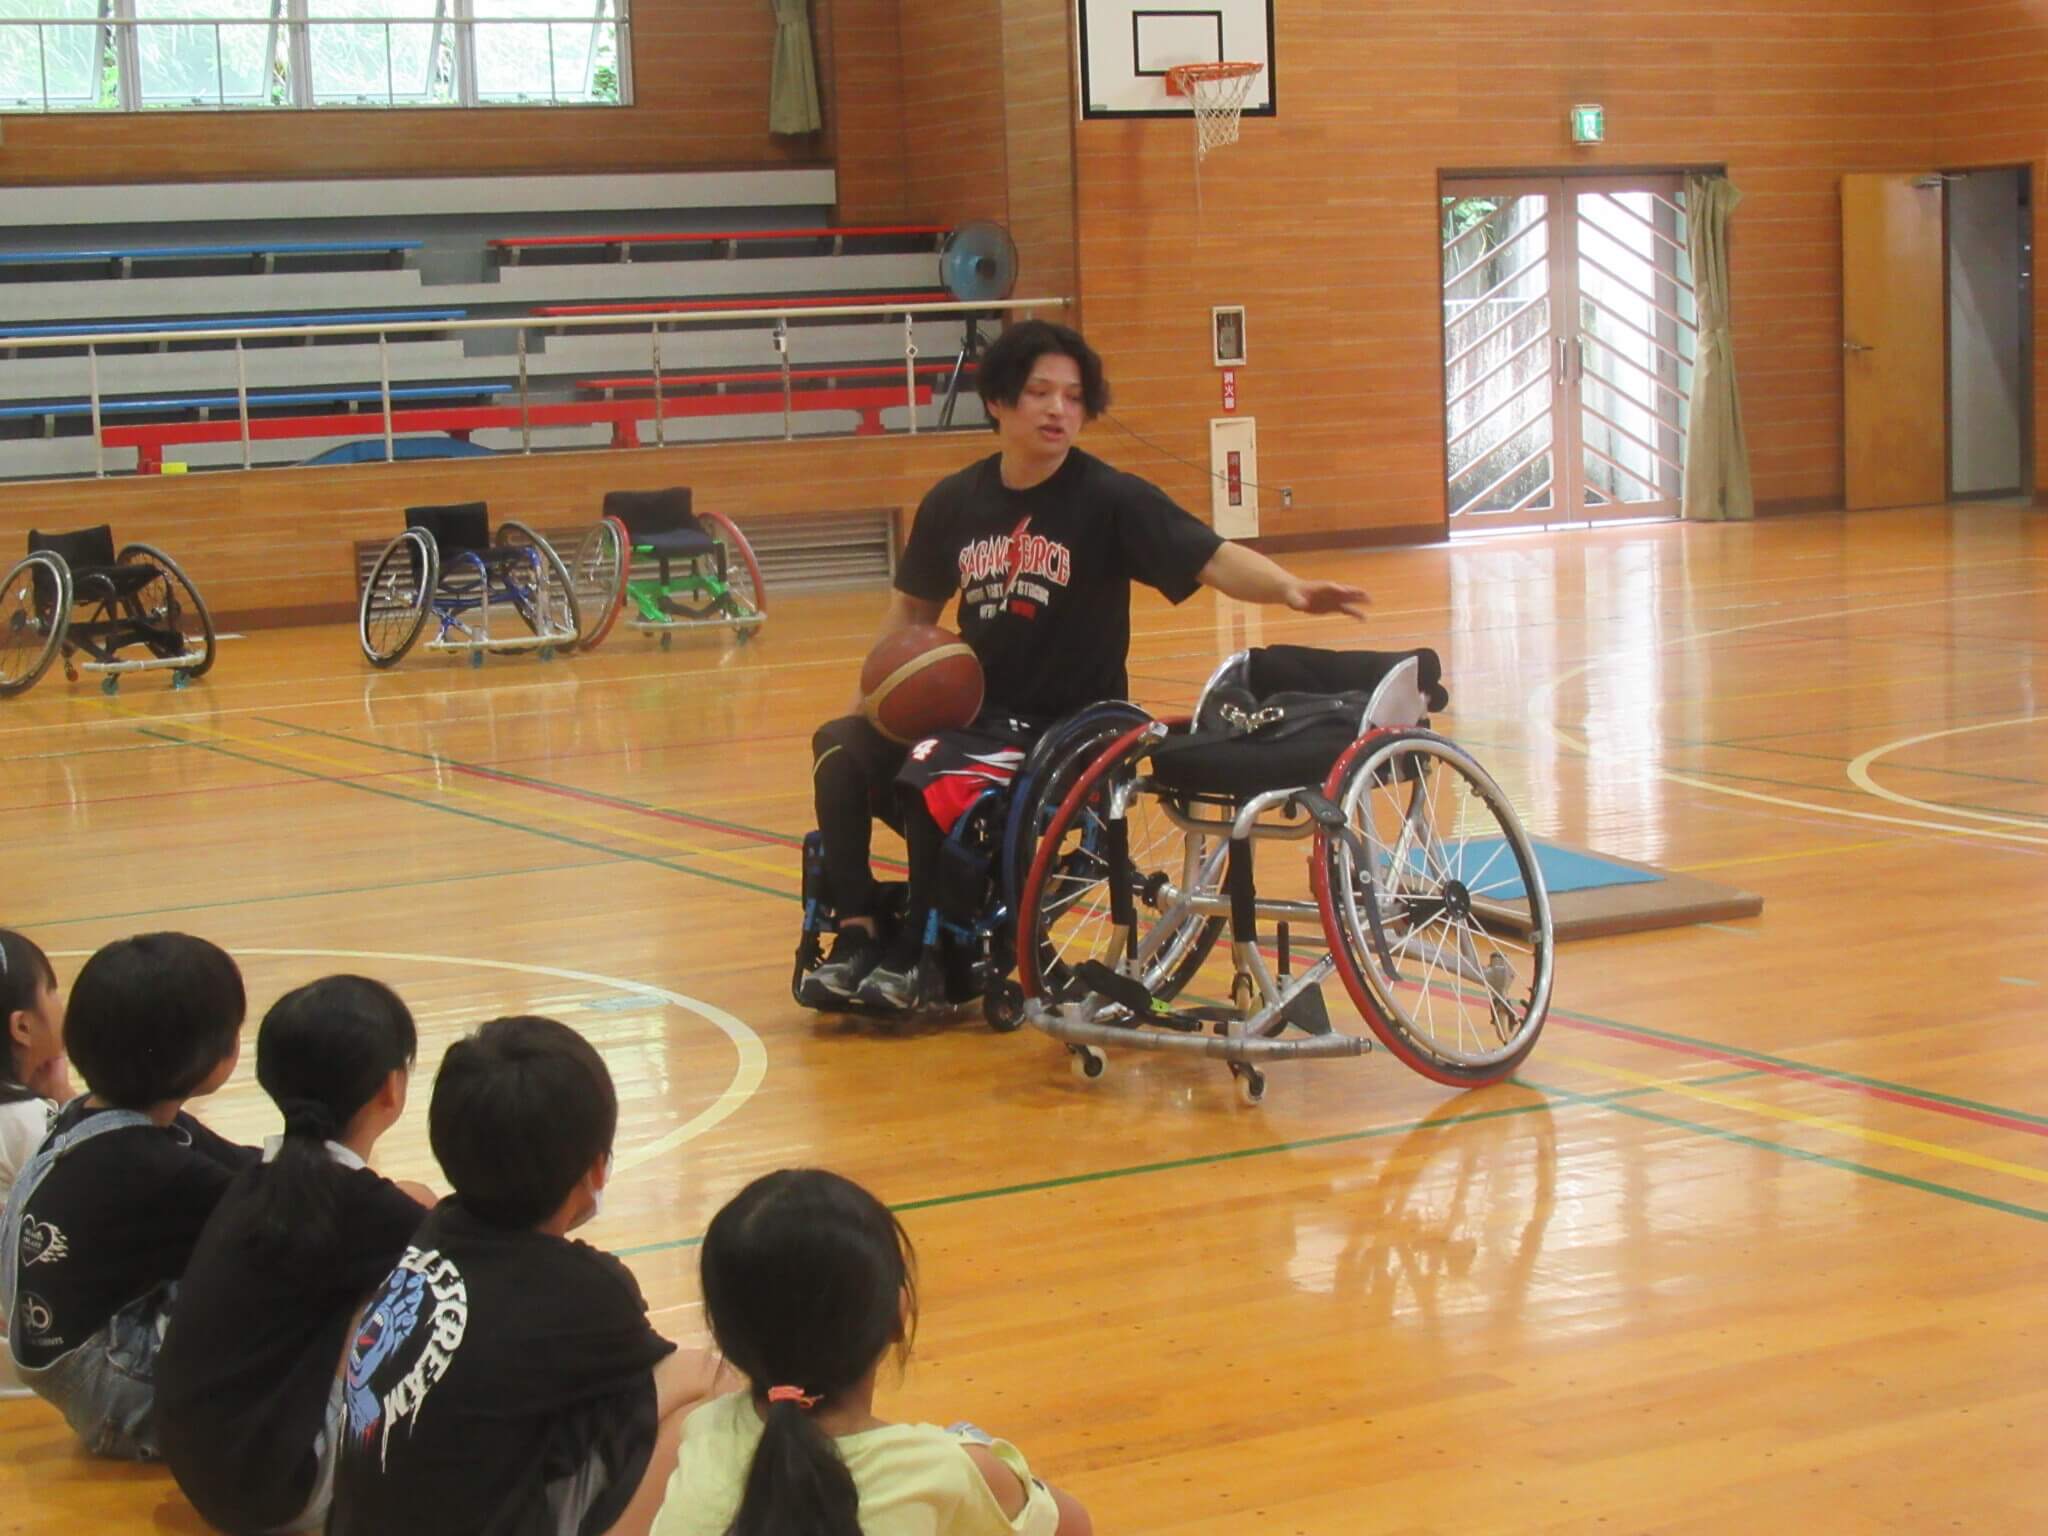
[1842,174,1947,510]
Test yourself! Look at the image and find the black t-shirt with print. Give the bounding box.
[329,1199,676,1536]
[895,448,1225,721]
[5,1099,255,1370]
[156,1156,429,1535]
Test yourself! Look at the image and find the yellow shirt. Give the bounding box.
[652,1392,1061,1536]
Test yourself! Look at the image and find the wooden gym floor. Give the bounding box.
[3,502,2044,1533]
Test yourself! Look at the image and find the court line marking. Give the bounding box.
[136,725,788,902]
[78,946,768,1177]
[1526,585,2048,847]
[1845,717,2048,829]
[1670,835,1902,873]
[1534,1080,2048,1225]
[1548,1051,2048,1189]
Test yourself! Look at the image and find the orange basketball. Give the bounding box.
[861,625,984,744]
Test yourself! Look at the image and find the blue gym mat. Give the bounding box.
[1417,839,1664,903]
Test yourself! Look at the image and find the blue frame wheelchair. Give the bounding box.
[358,501,581,669]
[1,525,215,697]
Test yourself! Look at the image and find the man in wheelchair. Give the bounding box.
[799,320,1369,1013]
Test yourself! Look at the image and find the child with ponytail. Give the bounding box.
[653,1168,1091,1536]
[156,975,433,1534]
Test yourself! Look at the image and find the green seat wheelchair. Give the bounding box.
[1,525,215,697]
[358,501,581,669]
[568,487,766,653]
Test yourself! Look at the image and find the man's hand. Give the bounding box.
[1285,579,1370,619]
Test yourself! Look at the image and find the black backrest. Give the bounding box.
[27,525,118,569]
[602,487,698,538]
[406,502,492,556]
[1244,644,1450,712]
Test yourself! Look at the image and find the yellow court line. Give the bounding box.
[124,706,800,884]
[1671,836,1902,873]
[1550,1051,2048,1188]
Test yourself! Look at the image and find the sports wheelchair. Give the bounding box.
[1016,647,1554,1099]
[358,501,581,669]
[569,488,766,653]
[1,526,215,697]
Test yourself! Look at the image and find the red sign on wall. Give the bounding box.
[1226,449,1243,506]
[1221,368,1237,412]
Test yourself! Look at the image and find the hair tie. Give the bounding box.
[277,1097,341,1141]
[766,1385,820,1410]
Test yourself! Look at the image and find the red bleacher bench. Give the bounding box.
[488,225,948,265]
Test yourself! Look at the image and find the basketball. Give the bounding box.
[860,625,984,744]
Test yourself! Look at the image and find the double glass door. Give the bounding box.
[1440,176,1698,531]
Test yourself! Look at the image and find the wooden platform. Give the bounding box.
[2,503,2045,1533]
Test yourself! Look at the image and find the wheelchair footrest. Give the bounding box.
[1074,961,1235,1033]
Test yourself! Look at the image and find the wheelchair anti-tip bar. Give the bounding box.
[1029,1002,1371,1064]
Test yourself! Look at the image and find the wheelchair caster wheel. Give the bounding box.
[469,650,484,670]
[100,674,120,696]
[659,632,674,652]
[735,626,756,646]
[538,645,555,663]
[984,981,1025,1033]
[1232,1064,1266,1106]
[64,665,79,683]
[1069,1045,1107,1081]
[171,670,190,691]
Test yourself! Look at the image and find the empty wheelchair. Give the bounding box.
[793,701,1154,1028]
[1,525,215,697]
[1015,646,1555,1101]
[358,502,580,669]
[571,487,765,652]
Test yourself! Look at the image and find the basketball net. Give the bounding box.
[1165,61,1262,162]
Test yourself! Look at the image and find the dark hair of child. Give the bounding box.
[241,975,417,1271]
[427,1015,615,1229]
[700,1168,919,1536]
[62,932,245,1109]
[976,319,1111,425]
[0,929,59,1106]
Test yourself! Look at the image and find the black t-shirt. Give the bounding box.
[156,1153,429,1535]
[6,1100,255,1370]
[895,448,1225,720]
[329,1199,676,1536]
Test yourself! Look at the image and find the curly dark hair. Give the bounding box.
[976,319,1110,426]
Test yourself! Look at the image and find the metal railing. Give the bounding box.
[1,8,625,111]
[0,296,1071,478]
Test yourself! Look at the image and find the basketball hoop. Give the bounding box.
[1164,61,1262,161]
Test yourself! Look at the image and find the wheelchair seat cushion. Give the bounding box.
[635,526,718,560]
[1244,645,1449,712]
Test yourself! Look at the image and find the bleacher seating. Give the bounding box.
[487,224,946,264]
[0,240,419,278]
[0,382,513,430]
[0,309,468,343]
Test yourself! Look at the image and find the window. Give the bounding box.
[0,0,626,109]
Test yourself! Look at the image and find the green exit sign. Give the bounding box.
[1571,104,1605,144]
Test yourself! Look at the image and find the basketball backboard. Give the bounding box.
[1076,0,1275,119]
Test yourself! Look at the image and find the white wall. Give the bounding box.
[1948,168,2028,496]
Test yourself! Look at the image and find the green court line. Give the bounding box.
[27,855,615,930]
[135,726,793,904]
[609,1075,1765,1260]
[1530,1077,2048,1225]
[1678,736,2048,793]
[255,717,800,846]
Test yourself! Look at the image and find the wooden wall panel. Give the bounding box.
[1071,0,1946,540]
[0,0,815,185]
[0,436,988,625]
[897,0,1009,225]
[823,0,911,222]
[1936,0,2048,501]
[1000,0,1080,309]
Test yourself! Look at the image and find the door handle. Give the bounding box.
[1554,337,1567,382]
[1843,340,1876,353]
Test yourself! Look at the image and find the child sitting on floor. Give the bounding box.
[1,929,74,1401]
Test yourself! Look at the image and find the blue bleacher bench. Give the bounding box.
[0,308,467,341]
[0,240,422,275]
[0,381,513,423]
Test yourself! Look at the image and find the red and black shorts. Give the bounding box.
[894,714,1042,834]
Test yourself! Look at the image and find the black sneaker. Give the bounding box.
[798,927,884,1006]
[854,932,926,1012]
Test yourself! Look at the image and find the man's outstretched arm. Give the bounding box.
[1196,541,1370,618]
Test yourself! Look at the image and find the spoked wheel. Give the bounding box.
[1017,723,1223,1010]
[568,516,629,652]
[117,543,216,678]
[495,520,582,650]
[698,510,766,637]
[0,553,71,699]
[1312,728,1554,1086]
[999,702,1151,917]
[359,529,438,669]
